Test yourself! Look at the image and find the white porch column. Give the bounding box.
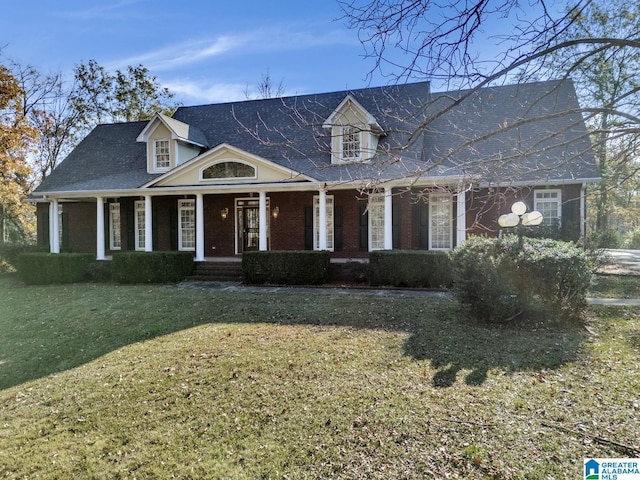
[195,193,205,261]
[258,191,267,251]
[318,188,327,250]
[96,197,105,261]
[144,195,153,252]
[49,199,60,254]
[384,187,393,250]
[456,190,467,246]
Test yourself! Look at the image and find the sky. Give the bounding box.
[1,1,553,106]
[1,0,394,105]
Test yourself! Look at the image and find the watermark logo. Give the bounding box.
[584,459,640,480]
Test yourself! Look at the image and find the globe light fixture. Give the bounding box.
[498,201,543,228]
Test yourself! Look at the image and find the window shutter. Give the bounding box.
[418,203,429,249]
[304,206,313,250]
[41,212,50,248]
[392,202,401,249]
[359,204,368,251]
[153,208,159,250]
[61,212,69,251]
[170,209,178,251]
[126,200,135,251]
[334,205,343,251]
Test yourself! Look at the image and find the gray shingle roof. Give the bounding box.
[33,79,599,196]
[34,121,158,194]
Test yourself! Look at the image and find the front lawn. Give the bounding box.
[0,276,638,479]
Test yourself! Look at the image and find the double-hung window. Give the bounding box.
[341,126,360,161]
[109,203,121,250]
[134,200,146,251]
[178,199,195,251]
[534,189,561,226]
[429,194,452,250]
[313,195,334,251]
[369,194,385,251]
[154,139,170,170]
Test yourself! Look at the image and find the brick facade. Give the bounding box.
[38,184,585,256]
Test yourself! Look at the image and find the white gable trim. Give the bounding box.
[140,143,316,188]
[322,95,383,133]
[136,113,206,148]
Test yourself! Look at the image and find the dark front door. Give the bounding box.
[242,207,260,252]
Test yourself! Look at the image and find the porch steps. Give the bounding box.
[188,261,244,282]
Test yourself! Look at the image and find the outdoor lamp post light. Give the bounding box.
[498,201,543,245]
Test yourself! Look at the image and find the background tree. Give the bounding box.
[340,0,640,242]
[71,60,180,130]
[543,0,640,237]
[0,64,36,242]
[245,70,286,99]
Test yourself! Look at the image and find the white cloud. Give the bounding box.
[106,35,244,72]
[107,24,355,73]
[163,79,250,104]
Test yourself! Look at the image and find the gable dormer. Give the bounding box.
[323,95,384,164]
[136,113,207,174]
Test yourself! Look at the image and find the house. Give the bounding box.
[30,79,600,266]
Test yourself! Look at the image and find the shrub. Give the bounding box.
[243,251,330,285]
[622,229,640,249]
[0,243,46,274]
[449,235,593,325]
[112,252,194,284]
[17,253,96,284]
[369,250,452,288]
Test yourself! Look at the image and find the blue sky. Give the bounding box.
[1,1,549,105]
[1,0,390,104]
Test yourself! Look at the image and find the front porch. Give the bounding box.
[38,187,470,260]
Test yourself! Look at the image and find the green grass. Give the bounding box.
[1,275,639,479]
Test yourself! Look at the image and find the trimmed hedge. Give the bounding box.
[112,252,194,284]
[243,251,330,285]
[1,244,47,273]
[369,250,453,288]
[449,235,593,324]
[17,253,96,285]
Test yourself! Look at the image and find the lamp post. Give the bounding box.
[498,201,543,246]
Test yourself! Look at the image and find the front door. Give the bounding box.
[242,207,260,252]
[236,198,270,254]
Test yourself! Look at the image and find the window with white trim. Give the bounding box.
[341,126,360,161]
[178,199,195,251]
[109,203,121,250]
[534,189,562,226]
[154,139,170,170]
[429,194,452,250]
[313,195,334,251]
[369,194,385,251]
[134,200,146,251]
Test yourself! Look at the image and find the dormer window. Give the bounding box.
[323,95,384,165]
[341,126,361,161]
[154,139,170,170]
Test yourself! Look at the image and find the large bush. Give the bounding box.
[369,250,452,288]
[17,253,96,284]
[243,251,330,285]
[112,252,194,283]
[0,243,46,273]
[449,235,593,324]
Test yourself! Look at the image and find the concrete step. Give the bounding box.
[188,262,243,282]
